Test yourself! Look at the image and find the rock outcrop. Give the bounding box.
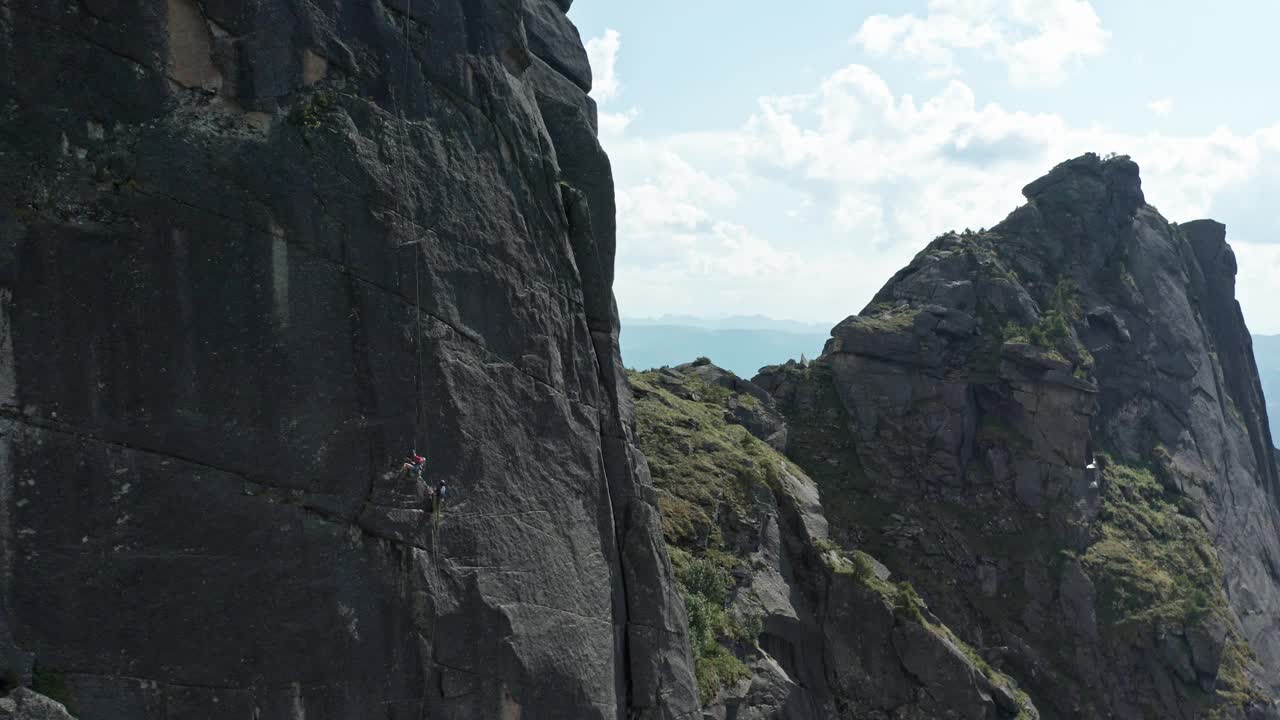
[755,154,1280,719]
[0,1,697,718]
[631,363,1037,719]
[0,689,77,720]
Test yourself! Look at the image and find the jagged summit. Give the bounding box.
[1022,152,1145,212]
[759,155,1280,719]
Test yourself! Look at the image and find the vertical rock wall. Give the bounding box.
[0,0,697,717]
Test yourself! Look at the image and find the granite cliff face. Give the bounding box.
[630,362,1039,719]
[751,154,1280,719]
[3,5,1278,719]
[0,1,698,718]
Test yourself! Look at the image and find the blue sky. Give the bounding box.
[568,1,1280,332]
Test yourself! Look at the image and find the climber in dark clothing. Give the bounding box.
[433,477,448,512]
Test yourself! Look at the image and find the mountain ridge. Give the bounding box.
[620,321,1280,449]
[754,153,1280,718]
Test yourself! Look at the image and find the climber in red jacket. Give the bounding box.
[400,452,427,482]
[400,451,437,516]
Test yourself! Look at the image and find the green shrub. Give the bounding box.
[679,557,732,606]
[1083,461,1228,634]
[692,356,712,367]
[1214,634,1271,710]
[694,641,750,701]
[1,668,20,694]
[1001,321,1030,344]
[1050,278,1082,321]
[731,608,764,645]
[31,663,77,713]
[674,553,750,702]
[894,582,926,623]
[683,590,717,651]
[290,90,338,129]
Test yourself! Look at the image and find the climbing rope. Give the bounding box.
[387,0,425,451]
[389,1,446,640]
[432,494,441,564]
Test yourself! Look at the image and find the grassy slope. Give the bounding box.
[1081,457,1267,713]
[630,367,1035,715]
[629,369,773,699]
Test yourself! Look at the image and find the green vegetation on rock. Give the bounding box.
[860,305,920,332]
[630,370,778,547]
[993,279,1095,376]
[1083,459,1221,632]
[933,623,1038,720]
[1082,456,1269,711]
[31,663,77,714]
[1,669,20,695]
[289,90,338,129]
[669,549,752,700]
[630,369,775,702]
[634,364,1043,713]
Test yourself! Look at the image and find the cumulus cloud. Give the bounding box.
[585,29,622,103]
[584,27,1278,331]
[583,30,643,149]
[741,71,1280,229]
[1148,98,1175,116]
[600,58,1280,331]
[1234,243,1280,333]
[853,0,1109,87]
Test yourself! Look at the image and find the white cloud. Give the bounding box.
[615,149,737,237]
[1149,98,1175,116]
[853,0,1109,87]
[585,29,622,103]
[598,108,638,139]
[599,58,1280,331]
[583,30,644,147]
[586,31,1278,333]
[1235,243,1280,334]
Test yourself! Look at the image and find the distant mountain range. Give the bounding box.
[619,319,831,378]
[623,314,834,333]
[621,319,1280,448]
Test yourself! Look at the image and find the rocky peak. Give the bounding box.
[1022,152,1145,213]
[759,155,1280,719]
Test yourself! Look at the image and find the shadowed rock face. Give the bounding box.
[631,364,1039,720]
[757,154,1280,720]
[0,1,697,718]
